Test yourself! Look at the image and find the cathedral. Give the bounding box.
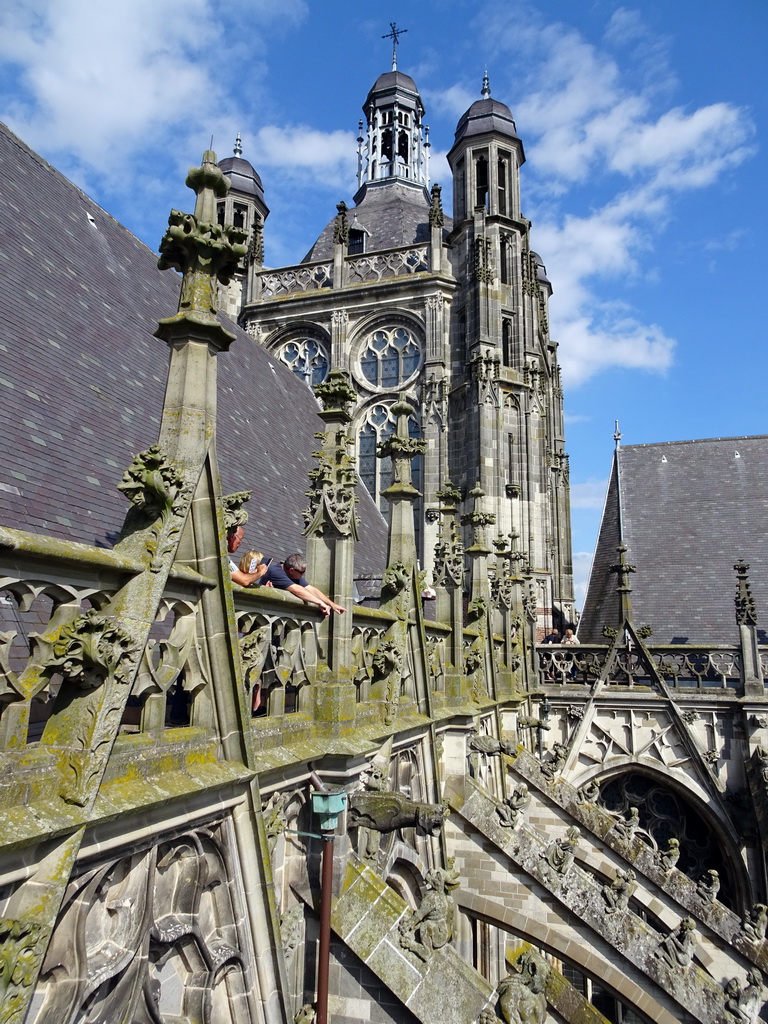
[215,60,574,635]
[0,44,766,1024]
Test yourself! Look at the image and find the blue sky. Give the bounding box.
[1,0,765,605]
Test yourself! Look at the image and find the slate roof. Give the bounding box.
[579,436,768,644]
[303,182,451,263]
[452,96,522,150]
[0,122,387,576]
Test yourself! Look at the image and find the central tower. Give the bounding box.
[229,63,575,632]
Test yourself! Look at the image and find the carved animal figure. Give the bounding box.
[497,953,548,1024]
[398,867,460,961]
[348,791,448,835]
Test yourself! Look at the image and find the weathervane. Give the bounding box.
[382,22,407,71]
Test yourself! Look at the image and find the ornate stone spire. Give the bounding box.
[156,149,247,350]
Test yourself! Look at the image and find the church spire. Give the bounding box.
[481,70,491,99]
[233,133,243,157]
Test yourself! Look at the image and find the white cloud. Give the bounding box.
[254,125,357,189]
[569,479,609,510]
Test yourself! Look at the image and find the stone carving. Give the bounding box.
[602,868,636,914]
[724,968,764,1024]
[578,780,601,804]
[656,916,696,968]
[497,950,548,1024]
[48,608,138,692]
[117,444,191,570]
[381,562,411,599]
[496,784,530,828]
[348,791,447,836]
[398,867,460,961]
[734,560,758,627]
[478,1009,502,1024]
[248,212,264,265]
[658,837,680,873]
[294,1003,316,1024]
[428,183,444,228]
[696,869,720,903]
[539,741,567,781]
[0,917,43,1024]
[467,596,487,624]
[566,704,585,721]
[157,152,247,322]
[263,792,289,853]
[36,827,246,1022]
[222,490,252,532]
[682,709,700,724]
[280,905,303,959]
[468,729,515,762]
[611,807,640,842]
[433,517,465,588]
[239,625,270,693]
[517,715,549,734]
[304,420,359,538]
[333,201,349,245]
[541,826,580,876]
[742,903,768,943]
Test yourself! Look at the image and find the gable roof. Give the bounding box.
[580,436,768,645]
[0,122,387,575]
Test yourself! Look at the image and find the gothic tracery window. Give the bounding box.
[360,327,421,390]
[276,338,329,388]
[358,403,422,513]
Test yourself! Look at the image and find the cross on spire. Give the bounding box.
[382,21,407,71]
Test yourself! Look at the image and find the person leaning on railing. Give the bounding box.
[260,553,346,618]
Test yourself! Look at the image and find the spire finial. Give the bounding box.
[481,70,491,99]
[613,419,622,449]
[382,21,407,71]
[233,133,243,157]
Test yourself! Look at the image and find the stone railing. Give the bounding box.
[346,244,429,284]
[258,259,333,298]
[537,644,743,691]
[255,243,432,299]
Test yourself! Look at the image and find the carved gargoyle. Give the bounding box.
[347,791,448,836]
[497,950,549,1024]
[397,867,460,961]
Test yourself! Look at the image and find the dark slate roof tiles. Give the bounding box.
[0,122,387,576]
[579,436,768,644]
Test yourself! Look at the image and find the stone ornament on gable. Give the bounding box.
[397,867,460,962]
[539,741,567,781]
[655,916,696,969]
[578,780,601,804]
[117,444,192,571]
[658,837,680,874]
[541,826,580,876]
[602,867,636,915]
[696,869,720,904]
[222,490,252,533]
[496,784,530,828]
[724,968,764,1024]
[742,903,768,943]
[0,917,44,1024]
[611,807,640,842]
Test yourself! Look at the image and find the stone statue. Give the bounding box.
[539,742,567,781]
[612,807,640,842]
[658,837,680,873]
[602,868,636,915]
[743,903,768,943]
[541,826,580,876]
[696,868,720,904]
[496,784,530,828]
[656,916,696,968]
[263,792,289,853]
[724,969,764,1024]
[478,1009,502,1024]
[468,729,516,777]
[578,780,601,804]
[398,867,460,962]
[294,1003,316,1024]
[497,951,548,1024]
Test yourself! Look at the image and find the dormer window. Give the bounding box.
[348,229,365,255]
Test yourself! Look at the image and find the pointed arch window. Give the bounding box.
[276,338,329,388]
[358,403,422,514]
[360,327,421,390]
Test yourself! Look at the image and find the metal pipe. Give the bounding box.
[316,833,334,1024]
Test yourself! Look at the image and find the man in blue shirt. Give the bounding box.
[263,553,346,618]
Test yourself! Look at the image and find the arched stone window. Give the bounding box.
[358,403,422,513]
[276,337,329,388]
[360,327,421,390]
